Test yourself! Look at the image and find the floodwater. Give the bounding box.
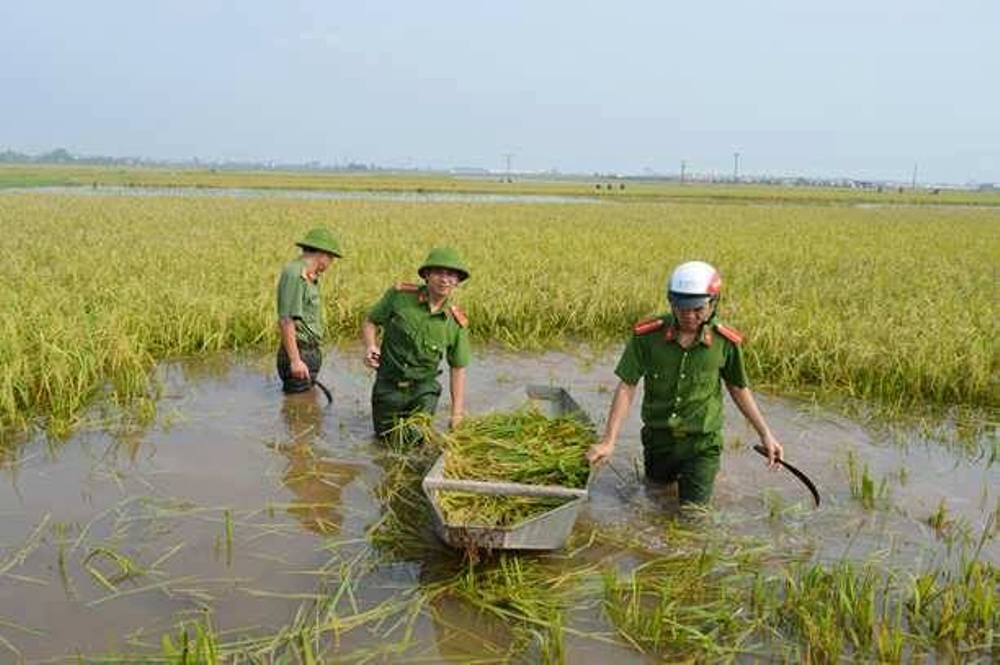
[0,348,996,661]
[0,185,602,205]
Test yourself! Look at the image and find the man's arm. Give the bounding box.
[361,319,381,368]
[448,365,466,429]
[279,318,310,380]
[726,384,783,467]
[586,381,638,464]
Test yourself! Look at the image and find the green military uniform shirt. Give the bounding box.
[615,314,748,435]
[368,284,470,381]
[276,258,324,347]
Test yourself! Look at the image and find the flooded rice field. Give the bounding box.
[1,348,996,661]
[0,185,602,205]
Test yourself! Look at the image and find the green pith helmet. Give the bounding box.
[418,246,470,282]
[296,227,344,258]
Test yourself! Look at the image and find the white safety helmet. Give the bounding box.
[667,261,722,309]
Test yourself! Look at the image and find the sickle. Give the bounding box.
[753,445,821,507]
[312,378,333,405]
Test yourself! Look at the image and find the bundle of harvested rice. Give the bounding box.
[432,406,595,527]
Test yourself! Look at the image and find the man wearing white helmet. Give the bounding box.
[587,261,783,505]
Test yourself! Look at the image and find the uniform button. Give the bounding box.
[670,412,677,418]
[675,397,681,402]
[680,373,686,379]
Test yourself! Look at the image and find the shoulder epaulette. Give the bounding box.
[450,305,469,328]
[713,322,744,345]
[632,318,665,336]
[394,282,420,293]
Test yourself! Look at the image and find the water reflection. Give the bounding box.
[276,394,361,535]
[1,349,997,661]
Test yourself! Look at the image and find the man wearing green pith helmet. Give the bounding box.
[275,227,343,394]
[587,260,784,505]
[362,247,471,439]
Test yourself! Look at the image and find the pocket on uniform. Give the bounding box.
[423,339,444,363]
[644,373,668,400]
[696,432,724,455]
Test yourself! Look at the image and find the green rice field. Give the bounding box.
[0,182,996,439]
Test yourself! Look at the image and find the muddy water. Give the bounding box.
[0,348,996,661]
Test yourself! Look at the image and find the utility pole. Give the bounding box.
[733,152,741,182]
[911,162,918,189]
[502,152,514,182]
[680,160,687,184]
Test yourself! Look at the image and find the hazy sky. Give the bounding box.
[2,1,997,183]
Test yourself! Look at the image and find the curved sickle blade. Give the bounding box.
[753,445,821,507]
[312,379,334,406]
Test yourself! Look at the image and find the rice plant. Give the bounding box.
[846,451,891,510]
[1,192,995,443]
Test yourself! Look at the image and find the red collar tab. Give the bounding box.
[632,318,665,336]
[664,326,676,342]
[714,323,744,345]
[418,290,428,304]
[702,328,713,347]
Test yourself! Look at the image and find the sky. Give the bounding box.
[1,1,997,183]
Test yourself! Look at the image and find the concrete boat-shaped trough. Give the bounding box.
[421,385,595,551]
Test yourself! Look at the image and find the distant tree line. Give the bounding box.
[0,148,383,172]
[0,148,143,166]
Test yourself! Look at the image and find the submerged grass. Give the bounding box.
[601,542,999,663]
[846,450,891,511]
[36,433,997,664]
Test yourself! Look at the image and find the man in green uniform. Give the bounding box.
[276,227,343,394]
[362,247,471,439]
[586,261,783,505]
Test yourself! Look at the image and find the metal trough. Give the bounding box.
[422,385,594,551]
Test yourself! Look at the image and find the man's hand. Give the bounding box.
[290,358,310,380]
[364,345,381,369]
[586,438,615,465]
[760,433,784,469]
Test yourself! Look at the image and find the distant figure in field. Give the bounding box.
[362,248,471,440]
[587,261,784,505]
[275,228,343,394]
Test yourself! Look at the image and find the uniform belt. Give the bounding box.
[378,375,434,389]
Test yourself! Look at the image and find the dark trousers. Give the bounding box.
[371,374,442,440]
[641,427,723,505]
[277,345,322,394]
